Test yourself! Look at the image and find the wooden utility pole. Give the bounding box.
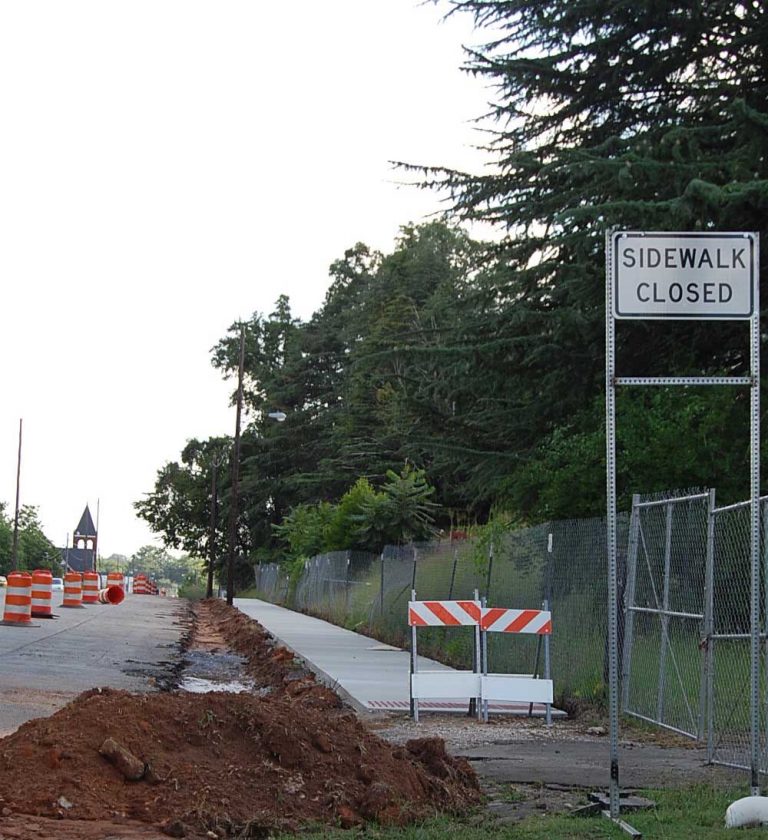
[226,329,246,606]
[206,453,223,599]
[11,419,22,568]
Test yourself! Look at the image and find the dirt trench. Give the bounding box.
[0,599,480,839]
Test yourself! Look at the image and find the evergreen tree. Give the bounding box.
[409,0,768,511]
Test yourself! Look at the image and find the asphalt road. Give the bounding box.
[0,591,185,735]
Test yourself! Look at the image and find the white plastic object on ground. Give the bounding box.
[725,796,768,828]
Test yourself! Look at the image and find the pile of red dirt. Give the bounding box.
[0,601,480,838]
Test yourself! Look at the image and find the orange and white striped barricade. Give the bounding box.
[98,586,125,605]
[106,572,124,591]
[408,591,482,722]
[31,569,55,619]
[479,603,553,722]
[61,572,85,608]
[2,572,38,626]
[133,575,148,595]
[82,571,100,604]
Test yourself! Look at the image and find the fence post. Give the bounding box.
[448,547,458,601]
[379,551,385,617]
[703,489,716,755]
[621,495,641,710]
[344,554,351,614]
[657,500,674,724]
[485,542,494,599]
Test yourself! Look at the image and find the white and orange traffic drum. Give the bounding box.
[82,571,100,604]
[31,569,54,618]
[2,572,35,625]
[61,572,85,608]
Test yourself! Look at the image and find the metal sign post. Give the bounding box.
[606,230,760,826]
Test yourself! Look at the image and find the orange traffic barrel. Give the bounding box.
[106,572,124,590]
[61,572,85,608]
[2,572,37,626]
[31,569,55,619]
[98,586,125,605]
[133,575,148,595]
[82,571,100,604]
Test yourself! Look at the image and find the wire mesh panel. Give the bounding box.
[709,498,768,771]
[250,512,625,705]
[253,562,288,603]
[622,492,709,738]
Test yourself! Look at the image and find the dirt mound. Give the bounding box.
[0,602,480,838]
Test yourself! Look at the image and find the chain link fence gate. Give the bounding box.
[707,495,768,772]
[621,491,710,739]
[622,489,768,775]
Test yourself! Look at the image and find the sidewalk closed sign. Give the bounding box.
[612,231,758,319]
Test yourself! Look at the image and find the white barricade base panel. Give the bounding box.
[481,675,553,704]
[411,671,481,699]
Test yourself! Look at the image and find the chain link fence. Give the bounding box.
[708,496,768,772]
[618,490,768,773]
[253,513,627,704]
[621,492,710,738]
[252,491,768,777]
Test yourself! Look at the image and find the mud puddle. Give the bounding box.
[178,648,271,695]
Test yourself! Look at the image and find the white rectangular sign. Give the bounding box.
[612,231,757,319]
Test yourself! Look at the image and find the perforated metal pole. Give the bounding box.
[605,232,621,819]
[543,597,552,727]
[704,488,716,757]
[411,588,418,722]
[474,588,482,721]
[750,293,761,795]
[481,595,489,723]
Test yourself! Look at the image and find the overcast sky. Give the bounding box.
[0,1,491,558]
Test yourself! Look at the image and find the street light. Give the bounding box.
[226,339,289,605]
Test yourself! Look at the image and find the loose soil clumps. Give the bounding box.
[0,601,480,838]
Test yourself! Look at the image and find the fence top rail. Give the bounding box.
[713,495,768,515]
[635,492,710,509]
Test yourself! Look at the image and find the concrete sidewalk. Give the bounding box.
[233,597,554,717]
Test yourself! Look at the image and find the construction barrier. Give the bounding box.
[2,572,37,626]
[481,607,552,635]
[62,572,85,608]
[82,571,100,604]
[408,599,481,626]
[409,592,482,722]
[479,603,553,722]
[408,592,554,721]
[133,574,148,595]
[31,569,55,619]
[106,572,124,590]
[98,586,125,605]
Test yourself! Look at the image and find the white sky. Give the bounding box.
[0,1,492,558]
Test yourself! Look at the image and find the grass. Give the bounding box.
[274,785,768,839]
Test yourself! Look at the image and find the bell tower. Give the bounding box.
[73,504,98,570]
